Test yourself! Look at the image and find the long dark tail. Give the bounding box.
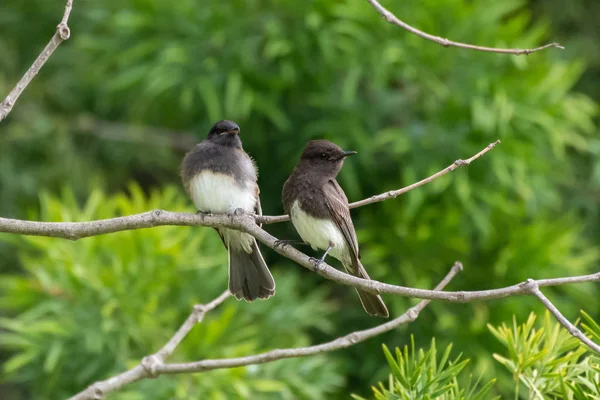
[343,259,389,318]
[228,239,275,301]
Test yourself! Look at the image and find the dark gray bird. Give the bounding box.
[282,140,389,318]
[181,120,275,301]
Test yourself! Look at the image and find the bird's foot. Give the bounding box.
[196,211,213,217]
[227,208,245,222]
[228,208,245,217]
[309,256,325,273]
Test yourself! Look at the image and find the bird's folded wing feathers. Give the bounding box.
[324,180,360,260]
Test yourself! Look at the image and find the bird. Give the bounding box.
[181,120,275,301]
[282,140,389,317]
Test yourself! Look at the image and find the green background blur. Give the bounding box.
[1,0,599,398]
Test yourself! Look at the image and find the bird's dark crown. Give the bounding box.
[207,120,242,147]
[300,140,356,162]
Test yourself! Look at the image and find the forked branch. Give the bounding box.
[0,0,74,122]
[366,0,563,55]
[69,263,462,399]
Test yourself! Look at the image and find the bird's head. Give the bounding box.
[207,120,242,148]
[299,140,357,176]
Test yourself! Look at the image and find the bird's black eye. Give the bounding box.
[320,153,327,159]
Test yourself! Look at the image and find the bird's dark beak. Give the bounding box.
[341,150,357,158]
[228,127,240,135]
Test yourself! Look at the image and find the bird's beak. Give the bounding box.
[341,150,357,158]
[227,127,240,135]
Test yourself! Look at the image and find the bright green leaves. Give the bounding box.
[489,311,600,399]
[354,336,497,400]
[0,185,341,399]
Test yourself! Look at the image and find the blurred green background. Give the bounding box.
[1,0,599,398]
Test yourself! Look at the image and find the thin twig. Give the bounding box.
[365,0,563,55]
[69,263,461,399]
[259,140,500,224]
[0,0,74,122]
[0,141,500,234]
[526,279,600,353]
[68,290,230,400]
[349,140,501,209]
[1,208,598,303]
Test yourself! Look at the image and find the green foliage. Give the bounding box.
[0,186,342,399]
[489,311,600,399]
[1,0,599,398]
[353,337,497,400]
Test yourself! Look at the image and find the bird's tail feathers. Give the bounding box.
[345,259,389,318]
[228,239,275,301]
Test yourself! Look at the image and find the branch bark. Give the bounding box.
[0,140,599,304]
[526,280,600,353]
[1,208,599,303]
[68,290,230,400]
[366,0,563,55]
[260,140,500,224]
[69,263,462,399]
[0,0,74,122]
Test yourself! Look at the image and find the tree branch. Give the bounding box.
[69,263,462,399]
[0,141,499,235]
[1,207,598,304]
[1,138,599,354]
[0,0,74,122]
[366,0,563,55]
[68,290,230,400]
[526,279,600,353]
[259,140,499,224]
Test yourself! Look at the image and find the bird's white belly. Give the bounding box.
[189,171,256,214]
[290,200,347,261]
[189,171,256,253]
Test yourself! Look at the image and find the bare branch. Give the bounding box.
[1,208,598,304]
[258,140,501,224]
[0,141,499,236]
[68,290,230,400]
[349,140,501,209]
[0,0,74,122]
[526,279,600,353]
[69,263,461,399]
[365,0,563,55]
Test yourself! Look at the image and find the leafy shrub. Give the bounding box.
[0,185,342,399]
[490,311,600,398]
[353,336,497,400]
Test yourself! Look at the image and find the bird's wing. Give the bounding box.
[323,179,360,260]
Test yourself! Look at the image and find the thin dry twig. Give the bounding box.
[365,0,564,55]
[68,290,230,400]
[526,279,600,353]
[0,141,500,235]
[258,140,500,224]
[0,140,599,304]
[0,0,74,122]
[1,208,598,303]
[69,263,461,399]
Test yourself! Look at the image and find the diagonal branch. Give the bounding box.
[526,280,600,353]
[0,141,500,233]
[1,206,598,303]
[0,0,74,122]
[68,290,230,400]
[260,140,500,224]
[366,0,563,55]
[69,263,462,399]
